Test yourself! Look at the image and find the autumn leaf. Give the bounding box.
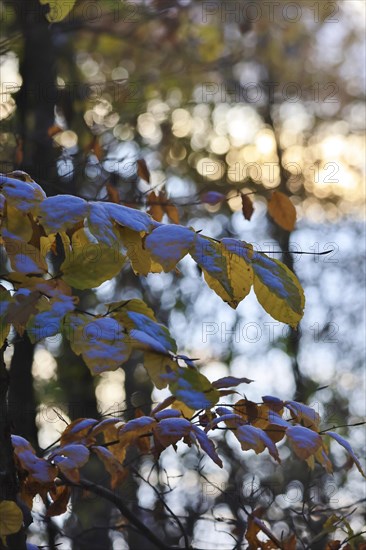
[327,431,365,477]
[251,250,305,328]
[26,293,77,342]
[147,191,165,222]
[146,190,179,224]
[268,190,296,232]
[60,418,98,446]
[92,446,128,489]
[144,225,195,271]
[0,287,13,346]
[235,425,280,462]
[60,229,126,289]
[36,195,88,234]
[5,205,33,241]
[137,159,150,183]
[191,235,254,308]
[284,401,320,430]
[39,0,76,22]
[0,501,23,538]
[200,191,226,205]
[241,193,254,220]
[161,366,220,410]
[212,376,253,388]
[46,486,71,517]
[50,444,90,483]
[47,125,63,137]
[5,289,43,336]
[66,314,132,375]
[286,425,322,460]
[144,350,176,390]
[106,182,120,203]
[0,174,46,212]
[164,202,180,224]
[11,435,56,484]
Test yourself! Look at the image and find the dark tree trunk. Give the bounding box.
[0,345,27,550]
[57,339,113,550]
[8,333,38,448]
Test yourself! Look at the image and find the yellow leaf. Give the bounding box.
[2,230,48,275]
[0,287,13,347]
[268,191,296,232]
[193,237,253,308]
[39,0,76,22]
[144,225,195,272]
[66,314,132,375]
[118,227,162,275]
[109,298,157,327]
[171,400,195,419]
[0,500,23,537]
[286,425,322,460]
[60,228,126,289]
[252,252,305,328]
[143,352,178,389]
[164,366,220,409]
[5,206,33,241]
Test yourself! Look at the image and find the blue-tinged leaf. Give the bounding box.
[286,425,322,460]
[0,174,46,212]
[251,251,305,328]
[65,315,132,375]
[127,311,177,353]
[105,202,153,233]
[145,225,195,271]
[36,195,88,233]
[327,431,365,477]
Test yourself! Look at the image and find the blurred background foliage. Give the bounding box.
[0,0,365,548]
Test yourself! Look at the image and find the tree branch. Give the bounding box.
[62,476,178,550]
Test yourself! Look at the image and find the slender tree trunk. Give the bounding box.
[57,339,113,550]
[0,345,27,550]
[8,333,38,447]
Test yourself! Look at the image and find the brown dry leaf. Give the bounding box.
[137,159,150,183]
[241,193,254,220]
[282,534,297,549]
[106,182,120,204]
[50,444,90,483]
[268,190,296,232]
[48,125,63,138]
[233,399,259,424]
[164,202,179,224]
[92,446,128,489]
[15,137,23,166]
[86,136,103,160]
[47,486,71,517]
[147,190,179,224]
[245,508,278,549]
[147,191,164,222]
[60,418,98,446]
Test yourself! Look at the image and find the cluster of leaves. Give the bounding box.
[0,171,304,387]
[202,189,297,232]
[5,393,365,542]
[0,171,364,547]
